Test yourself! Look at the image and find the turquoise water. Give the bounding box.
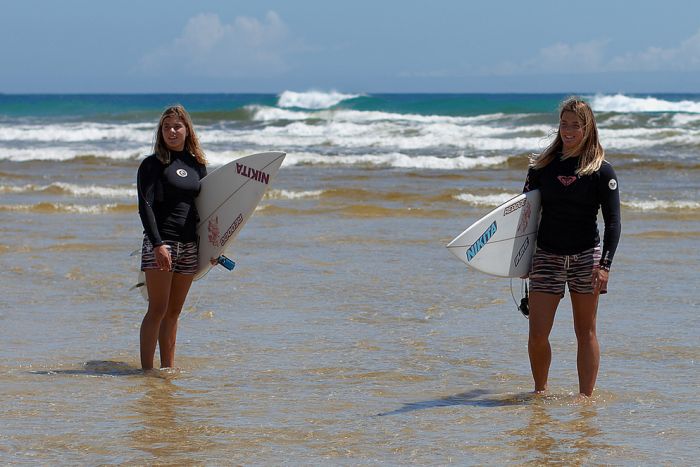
[0,92,699,464]
[4,92,700,118]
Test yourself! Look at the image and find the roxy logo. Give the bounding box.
[236,163,270,184]
[176,169,188,177]
[466,221,497,262]
[608,179,618,190]
[557,176,577,186]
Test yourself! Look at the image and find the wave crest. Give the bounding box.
[591,94,700,113]
[277,90,361,109]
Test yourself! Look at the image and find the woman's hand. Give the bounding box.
[155,244,172,271]
[592,268,609,294]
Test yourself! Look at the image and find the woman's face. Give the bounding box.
[161,116,187,152]
[559,110,585,154]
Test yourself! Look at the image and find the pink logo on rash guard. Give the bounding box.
[558,176,577,186]
[208,216,220,246]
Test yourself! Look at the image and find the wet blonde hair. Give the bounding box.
[531,96,604,176]
[153,105,207,166]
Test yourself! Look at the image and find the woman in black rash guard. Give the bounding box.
[523,97,621,398]
[137,105,207,371]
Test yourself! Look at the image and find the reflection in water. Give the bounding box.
[129,373,200,464]
[507,400,612,465]
[379,390,617,465]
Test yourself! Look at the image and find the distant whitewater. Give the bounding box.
[0,91,698,219]
[277,90,361,109]
[2,91,700,171]
[590,93,700,113]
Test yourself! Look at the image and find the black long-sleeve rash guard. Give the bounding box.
[137,151,207,247]
[523,155,621,269]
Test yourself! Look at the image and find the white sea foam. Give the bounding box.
[265,189,323,200]
[60,203,122,214]
[282,151,508,170]
[598,127,698,150]
[670,113,700,126]
[452,194,700,211]
[623,198,700,211]
[248,105,314,121]
[277,90,361,109]
[0,123,151,143]
[4,118,690,160]
[3,94,700,164]
[591,94,700,113]
[1,182,134,198]
[0,203,121,214]
[204,120,547,152]
[252,105,511,125]
[0,147,146,162]
[453,193,517,206]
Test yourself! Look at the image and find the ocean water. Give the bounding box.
[0,91,698,465]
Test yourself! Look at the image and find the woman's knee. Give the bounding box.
[528,325,551,346]
[575,326,597,344]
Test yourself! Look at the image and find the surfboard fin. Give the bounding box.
[129,281,145,291]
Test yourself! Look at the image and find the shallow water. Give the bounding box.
[1,158,699,464]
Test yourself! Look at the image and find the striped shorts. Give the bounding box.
[529,245,602,297]
[141,235,199,275]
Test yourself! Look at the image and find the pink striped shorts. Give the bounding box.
[529,245,603,297]
[140,236,199,275]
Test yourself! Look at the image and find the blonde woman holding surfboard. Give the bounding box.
[137,105,208,371]
[522,97,621,397]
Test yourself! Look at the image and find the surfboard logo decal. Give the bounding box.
[504,198,526,215]
[466,221,497,262]
[516,200,532,235]
[514,237,530,267]
[220,213,244,247]
[208,216,221,246]
[236,163,270,185]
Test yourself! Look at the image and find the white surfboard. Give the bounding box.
[446,190,541,277]
[135,151,286,299]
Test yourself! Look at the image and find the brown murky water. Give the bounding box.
[1,160,698,464]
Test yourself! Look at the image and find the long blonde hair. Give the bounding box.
[531,97,604,176]
[153,105,207,165]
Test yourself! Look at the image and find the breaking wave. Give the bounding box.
[277,90,361,109]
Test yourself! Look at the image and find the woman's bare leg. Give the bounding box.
[158,273,194,368]
[571,292,600,397]
[140,270,173,370]
[528,291,561,392]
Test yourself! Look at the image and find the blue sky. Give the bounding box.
[3,0,700,93]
